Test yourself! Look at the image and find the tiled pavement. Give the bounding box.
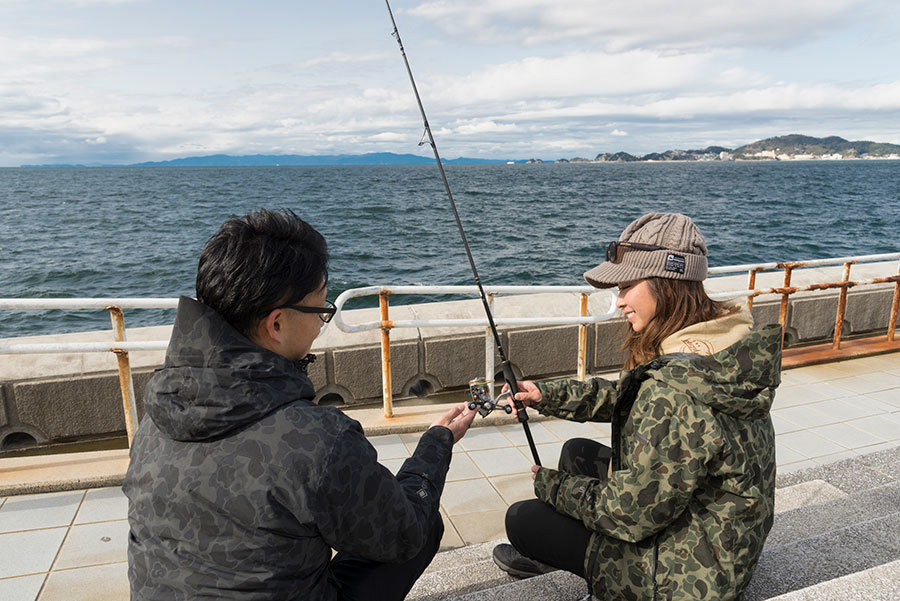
[1,352,899,601]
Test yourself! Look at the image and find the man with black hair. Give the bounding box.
[124,209,476,601]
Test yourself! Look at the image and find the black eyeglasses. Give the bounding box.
[605,241,666,263]
[277,299,337,323]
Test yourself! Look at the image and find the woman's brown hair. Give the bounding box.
[621,278,738,369]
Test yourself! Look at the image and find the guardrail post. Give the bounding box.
[486,293,496,398]
[779,266,794,346]
[832,261,853,350]
[747,268,758,312]
[379,291,394,418]
[889,263,900,343]
[577,292,588,381]
[108,306,139,445]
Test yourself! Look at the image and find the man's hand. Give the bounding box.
[431,403,477,444]
[501,380,542,417]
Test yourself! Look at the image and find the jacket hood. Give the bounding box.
[144,296,316,442]
[653,324,782,420]
[660,308,753,357]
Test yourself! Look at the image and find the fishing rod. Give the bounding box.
[384,0,540,466]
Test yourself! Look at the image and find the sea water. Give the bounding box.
[1,161,897,337]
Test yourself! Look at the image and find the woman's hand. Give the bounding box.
[501,380,542,417]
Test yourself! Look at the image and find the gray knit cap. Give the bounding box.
[583,212,708,288]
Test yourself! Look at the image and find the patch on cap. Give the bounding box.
[665,253,686,274]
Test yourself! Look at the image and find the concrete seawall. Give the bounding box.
[1,263,897,450]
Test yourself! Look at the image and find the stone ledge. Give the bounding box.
[0,448,129,497]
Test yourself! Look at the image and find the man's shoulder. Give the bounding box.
[272,402,366,451]
[278,401,358,429]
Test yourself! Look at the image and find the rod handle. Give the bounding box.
[501,361,541,465]
[501,361,527,423]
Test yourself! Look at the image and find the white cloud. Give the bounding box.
[300,52,391,68]
[0,0,897,164]
[446,120,520,136]
[427,50,728,107]
[58,0,144,5]
[0,34,191,81]
[0,35,113,59]
[369,132,407,141]
[629,82,900,118]
[409,0,863,50]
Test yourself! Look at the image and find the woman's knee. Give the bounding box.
[505,500,545,545]
[559,437,597,472]
[506,499,535,531]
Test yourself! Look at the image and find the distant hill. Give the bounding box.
[130,152,512,167]
[586,135,900,163]
[19,135,900,167]
[594,151,639,162]
[732,135,900,159]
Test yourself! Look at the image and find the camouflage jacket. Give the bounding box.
[124,297,454,601]
[533,324,782,601]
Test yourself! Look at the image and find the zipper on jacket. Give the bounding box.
[651,536,659,601]
[585,537,600,598]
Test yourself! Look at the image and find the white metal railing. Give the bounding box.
[0,253,897,440]
[333,253,900,416]
[0,298,177,444]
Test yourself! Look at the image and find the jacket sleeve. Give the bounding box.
[312,421,453,562]
[535,376,619,422]
[534,380,722,543]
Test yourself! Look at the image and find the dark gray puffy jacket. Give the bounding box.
[124,297,453,600]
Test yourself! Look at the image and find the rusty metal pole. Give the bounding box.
[832,262,853,350]
[889,263,900,343]
[747,268,758,312]
[577,292,589,381]
[108,306,139,445]
[779,266,794,347]
[379,291,394,418]
[486,292,496,398]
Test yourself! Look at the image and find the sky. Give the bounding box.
[1,0,899,166]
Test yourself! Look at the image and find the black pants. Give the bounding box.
[505,437,610,577]
[328,510,443,601]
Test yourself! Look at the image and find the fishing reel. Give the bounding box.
[467,378,514,417]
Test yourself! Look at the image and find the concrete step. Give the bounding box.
[449,570,586,601]
[415,475,899,601]
[765,480,900,548]
[772,478,845,514]
[408,541,517,601]
[744,509,900,600]
[423,541,502,575]
[408,558,516,601]
[766,559,900,601]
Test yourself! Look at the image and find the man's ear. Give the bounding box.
[254,309,285,347]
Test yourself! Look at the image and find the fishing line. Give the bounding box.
[384,0,540,465]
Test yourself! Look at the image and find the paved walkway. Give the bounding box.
[1,352,899,601]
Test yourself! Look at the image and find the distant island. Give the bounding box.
[20,152,510,168]
[579,134,900,163]
[128,152,509,167]
[19,135,900,167]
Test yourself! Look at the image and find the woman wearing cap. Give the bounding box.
[493,213,781,601]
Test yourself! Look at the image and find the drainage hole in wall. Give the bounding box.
[1,432,38,451]
[318,393,346,406]
[409,380,435,398]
